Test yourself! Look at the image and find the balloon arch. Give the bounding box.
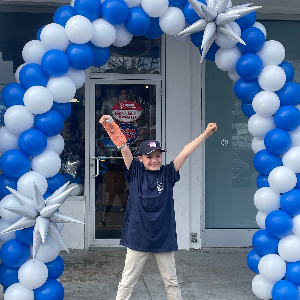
[0,0,300,299]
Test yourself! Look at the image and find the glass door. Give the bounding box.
[88,80,163,247]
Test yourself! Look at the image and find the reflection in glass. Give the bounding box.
[95,84,156,239]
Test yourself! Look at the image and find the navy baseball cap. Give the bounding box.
[138,140,166,155]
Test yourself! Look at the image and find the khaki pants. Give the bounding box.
[116,248,182,300]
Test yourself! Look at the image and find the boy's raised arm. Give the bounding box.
[120,144,133,170]
[173,123,217,172]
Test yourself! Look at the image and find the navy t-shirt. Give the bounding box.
[120,159,180,252]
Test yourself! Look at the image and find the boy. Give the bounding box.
[100,115,217,300]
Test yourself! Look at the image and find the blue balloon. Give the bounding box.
[65,44,94,70]
[34,279,64,300]
[54,5,76,26]
[124,7,151,36]
[15,227,34,246]
[46,256,64,279]
[238,27,265,54]
[280,189,300,216]
[247,249,262,273]
[236,53,263,80]
[295,173,300,190]
[234,78,262,103]
[0,264,19,287]
[169,0,188,6]
[51,102,71,120]
[191,31,204,48]
[41,49,70,77]
[47,173,65,194]
[144,18,163,39]
[276,81,300,106]
[272,280,300,300]
[182,0,206,25]
[74,175,81,184]
[256,174,270,188]
[253,149,282,176]
[264,128,292,156]
[0,149,30,178]
[102,0,129,25]
[19,63,48,89]
[199,42,219,61]
[43,192,52,199]
[265,210,293,238]
[18,129,47,157]
[235,11,257,31]
[34,110,64,137]
[74,0,101,21]
[0,239,30,268]
[252,229,279,256]
[274,105,300,132]
[286,261,300,286]
[62,173,74,184]
[279,61,294,81]
[241,102,255,118]
[88,43,111,67]
[0,174,18,197]
[37,25,45,40]
[1,83,26,108]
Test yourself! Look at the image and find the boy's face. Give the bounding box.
[138,149,163,171]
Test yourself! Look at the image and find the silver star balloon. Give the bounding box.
[1,182,84,261]
[62,159,80,178]
[177,0,261,62]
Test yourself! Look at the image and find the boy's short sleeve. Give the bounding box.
[165,161,180,186]
[123,159,140,183]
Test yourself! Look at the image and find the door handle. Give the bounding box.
[91,157,100,178]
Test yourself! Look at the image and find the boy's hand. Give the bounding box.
[99,115,111,125]
[205,123,217,136]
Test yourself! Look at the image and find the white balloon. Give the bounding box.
[258,65,286,92]
[268,166,297,194]
[17,171,48,198]
[278,235,300,262]
[0,194,22,223]
[23,86,53,115]
[22,40,46,65]
[257,40,285,67]
[159,7,185,35]
[256,211,267,229]
[40,23,69,51]
[15,63,26,83]
[113,24,133,47]
[46,76,76,103]
[248,114,276,138]
[252,22,267,38]
[252,274,274,300]
[124,0,141,8]
[282,147,300,173]
[252,137,266,154]
[215,46,242,72]
[65,15,93,44]
[4,282,34,300]
[91,18,117,47]
[32,235,61,263]
[65,67,86,89]
[258,254,286,283]
[142,0,168,18]
[31,150,61,178]
[69,183,82,196]
[0,126,20,153]
[252,91,280,117]
[18,259,48,289]
[215,22,241,49]
[4,105,34,134]
[45,134,65,155]
[0,218,16,242]
[290,126,300,147]
[292,214,300,238]
[228,68,240,82]
[254,187,280,213]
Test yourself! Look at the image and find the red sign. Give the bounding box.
[112,100,142,122]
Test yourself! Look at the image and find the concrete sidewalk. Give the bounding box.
[58,247,257,300]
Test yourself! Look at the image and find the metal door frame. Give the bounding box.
[85,79,164,248]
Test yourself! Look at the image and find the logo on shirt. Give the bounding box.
[157,182,164,193]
